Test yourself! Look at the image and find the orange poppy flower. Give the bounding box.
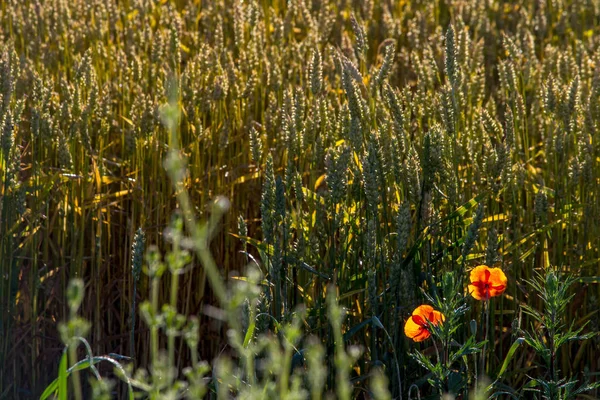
[468,265,507,301]
[404,305,445,342]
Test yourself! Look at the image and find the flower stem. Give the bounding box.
[480,300,490,377]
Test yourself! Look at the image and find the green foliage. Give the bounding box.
[1,0,600,398]
[518,269,600,399]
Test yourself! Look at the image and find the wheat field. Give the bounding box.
[1,0,600,398]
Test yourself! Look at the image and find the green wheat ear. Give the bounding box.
[309,49,323,96]
[248,124,263,163]
[350,13,368,60]
[462,203,484,262]
[373,39,396,89]
[445,24,458,88]
[261,153,276,245]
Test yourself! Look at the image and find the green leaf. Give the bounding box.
[39,376,59,400]
[230,234,330,280]
[371,316,384,330]
[496,337,525,379]
[411,350,438,374]
[343,317,374,342]
[243,321,256,348]
[229,233,274,256]
[40,354,135,400]
[442,192,489,221]
[450,336,485,363]
[285,255,330,280]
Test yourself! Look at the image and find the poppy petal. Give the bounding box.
[404,305,444,342]
[412,328,431,342]
[468,283,488,300]
[484,268,491,283]
[489,268,508,286]
[488,268,507,297]
[469,265,509,300]
[470,265,491,284]
[412,315,426,327]
[431,310,446,325]
[412,305,435,319]
[404,316,428,340]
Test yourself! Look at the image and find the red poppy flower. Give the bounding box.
[404,305,445,342]
[468,265,507,300]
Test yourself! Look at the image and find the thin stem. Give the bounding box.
[432,340,443,396]
[480,300,490,377]
[131,280,137,360]
[68,345,83,400]
[380,323,403,400]
[150,274,159,367]
[168,271,179,370]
